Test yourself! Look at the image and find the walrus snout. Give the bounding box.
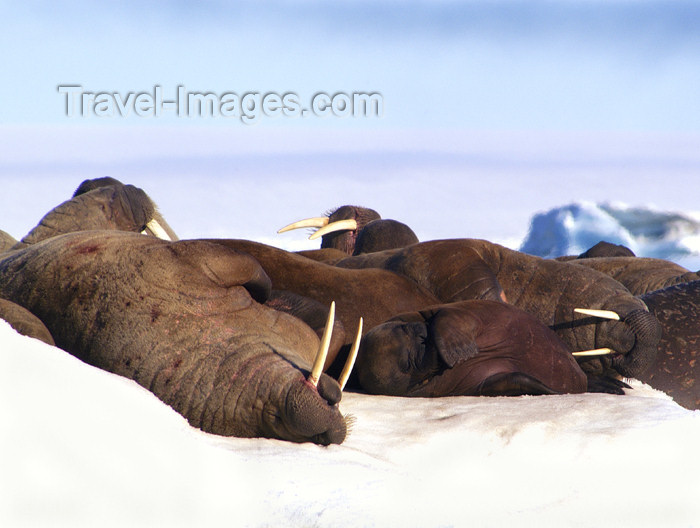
[284,376,347,445]
[612,309,662,378]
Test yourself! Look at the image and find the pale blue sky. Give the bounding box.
[2,0,700,130]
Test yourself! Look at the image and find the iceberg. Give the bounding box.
[520,202,700,268]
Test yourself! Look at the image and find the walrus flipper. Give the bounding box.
[585,375,631,395]
[476,372,558,396]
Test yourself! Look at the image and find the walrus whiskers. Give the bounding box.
[141,219,172,241]
[277,216,329,233]
[574,308,621,321]
[338,317,363,391]
[308,301,336,387]
[572,347,615,357]
[309,219,358,240]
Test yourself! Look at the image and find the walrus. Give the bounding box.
[1,229,18,253]
[0,298,55,346]
[356,300,588,397]
[333,239,662,381]
[11,177,177,250]
[278,205,419,255]
[636,280,700,410]
[0,230,351,445]
[568,256,700,296]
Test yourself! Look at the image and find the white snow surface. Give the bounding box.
[3,318,700,528]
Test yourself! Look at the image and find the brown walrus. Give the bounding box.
[1,229,18,253]
[569,256,700,296]
[0,230,350,445]
[637,280,700,410]
[278,205,419,255]
[11,178,177,250]
[357,300,588,397]
[0,298,55,346]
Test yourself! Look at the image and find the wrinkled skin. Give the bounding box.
[11,178,178,249]
[264,290,347,366]
[205,239,441,381]
[569,257,699,296]
[207,239,440,341]
[0,298,55,346]
[335,239,662,381]
[357,300,588,397]
[638,281,700,410]
[1,229,17,253]
[0,231,348,444]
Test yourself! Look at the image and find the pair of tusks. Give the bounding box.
[571,307,621,357]
[277,216,358,241]
[308,301,363,391]
[140,219,172,241]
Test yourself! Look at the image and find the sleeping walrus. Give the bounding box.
[0,230,352,445]
[356,300,588,397]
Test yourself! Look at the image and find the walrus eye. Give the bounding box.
[404,326,430,373]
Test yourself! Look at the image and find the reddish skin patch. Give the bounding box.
[303,378,319,392]
[76,244,102,254]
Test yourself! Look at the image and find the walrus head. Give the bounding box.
[16,178,177,247]
[574,300,662,379]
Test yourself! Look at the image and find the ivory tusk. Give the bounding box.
[309,219,358,240]
[308,301,335,388]
[574,308,621,321]
[277,216,329,234]
[572,348,615,357]
[141,219,172,241]
[338,317,363,391]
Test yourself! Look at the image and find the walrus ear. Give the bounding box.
[426,310,479,368]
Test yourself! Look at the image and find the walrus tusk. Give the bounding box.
[309,219,358,240]
[141,219,172,241]
[308,301,335,388]
[572,347,615,357]
[338,317,363,391]
[574,308,621,321]
[277,216,329,234]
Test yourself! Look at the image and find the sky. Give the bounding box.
[2,1,700,131]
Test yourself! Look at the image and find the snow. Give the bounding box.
[2,319,699,528]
